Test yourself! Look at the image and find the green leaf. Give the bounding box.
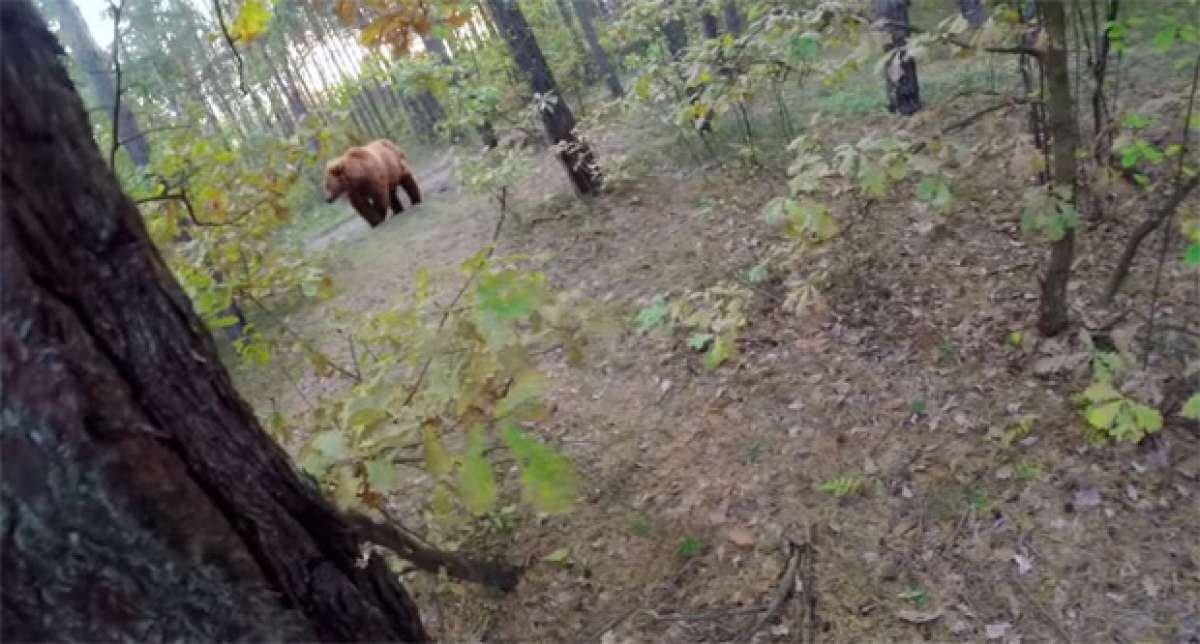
[423,422,453,476]
[542,547,571,563]
[635,294,670,333]
[312,430,348,459]
[1181,393,1200,420]
[459,425,497,515]
[688,332,714,350]
[1184,242,1200,267]
[1131,403,1162,433]
[211,315,241,328]
[859,166,888,197]
[1083,380,1121,402]
[704,332,735,370]
[501,422,577,514]
[1152,25,1177,53]
[747,263,769,284]
[791,32,821,60]
[365,457,399,494]
[1086,400,1122,429]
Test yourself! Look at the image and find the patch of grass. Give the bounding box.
[677,535,703,559]
[629,516,652,538]
[898,587,932,607]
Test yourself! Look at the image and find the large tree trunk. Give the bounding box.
[0,3,427,640]
[573,0,623,98]
[486,0,602,195]
[1036,0,1079,336]
[874,0,921,115]
[41,0,151,167]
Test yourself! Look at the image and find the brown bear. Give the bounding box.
[323,139,421,228]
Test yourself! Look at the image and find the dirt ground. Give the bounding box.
[251,85,1200,642]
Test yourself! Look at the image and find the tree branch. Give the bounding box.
[399,191,510,407]
[875,19,1043,58]
[212,0,249,95]
[1104,52,1200,303]
[345,511,522,591]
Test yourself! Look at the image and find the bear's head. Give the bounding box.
[323,159,348,203]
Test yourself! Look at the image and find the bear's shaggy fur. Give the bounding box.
[323,139,421,227]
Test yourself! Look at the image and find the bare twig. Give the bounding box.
[400,188,511,407]
[875,19,1043,57]
[803,526,818,644]
[117,125,188,147]
[345,511,522,590]
[107,0,127,170]
[739,540,802,643]
[908,97,1036,154]
[212,0,249,95]
[1105,52,1200,303]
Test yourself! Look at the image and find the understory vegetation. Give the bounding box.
[40,0,1200,639]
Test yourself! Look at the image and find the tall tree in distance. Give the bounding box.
[722,0,743,36]
[0,2,427,640]
[485,0,602,195]
[874,0,920,115]
[40,0,150,166]
[572,0,623,98]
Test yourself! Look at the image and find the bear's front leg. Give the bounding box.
[349,193,385,227]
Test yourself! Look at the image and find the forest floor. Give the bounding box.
[241,61,1200,643]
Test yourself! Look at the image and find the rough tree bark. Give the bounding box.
[41,0,151,167]
[486,0,602,195]
[0,3,427,640]
[874,0,921,115]
[572,0,623,98]
[1036,0,1079,337]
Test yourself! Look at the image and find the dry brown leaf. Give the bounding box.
[726,526,757,548]
[897,608,944,624]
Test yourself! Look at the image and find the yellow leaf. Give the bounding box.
[423,421,452,476]
[335,0,357,25]
[229,0,271,43]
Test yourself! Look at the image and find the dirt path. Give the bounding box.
[306,150,459,252]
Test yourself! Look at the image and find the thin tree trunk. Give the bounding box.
[700,7,720,40]
[0,3,427,640]
[1036,0,1079,337]
[42,0,151,166]
[425,36,500,147]
[573,0,623,98]
[874,0,921,115]
[958,0,987,28]
[486,0,601,195]
[553,0,594,81]
[722,0,743,36]
[662,18,687,59]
